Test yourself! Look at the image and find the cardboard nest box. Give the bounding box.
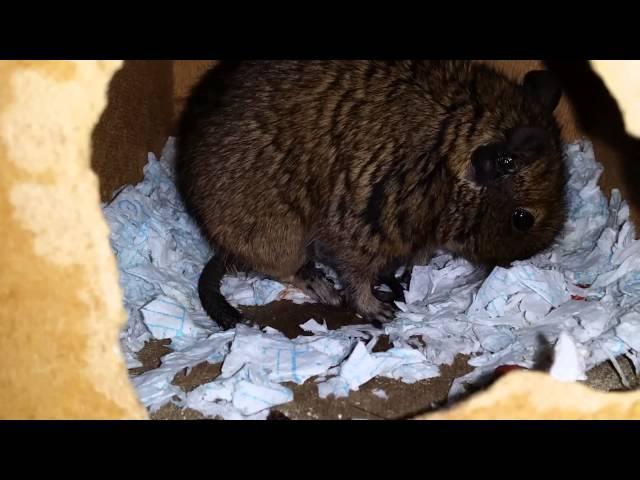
[1,60,639,420]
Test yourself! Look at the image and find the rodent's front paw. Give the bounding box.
[357,298,396,327]
[373,277,406,304]
[372,285,396,304]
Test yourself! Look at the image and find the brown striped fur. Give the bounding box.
[176,60,567,328]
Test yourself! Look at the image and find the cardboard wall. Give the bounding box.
[1,60,638,419]
[90,60,214,199]
[0,61,148,419]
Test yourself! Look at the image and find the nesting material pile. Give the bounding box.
[104,138,640,419]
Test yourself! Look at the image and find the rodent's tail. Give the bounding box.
[198,255,242,330]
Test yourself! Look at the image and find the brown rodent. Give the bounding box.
[176,60,567,330]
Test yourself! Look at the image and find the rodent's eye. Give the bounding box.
[497,152,516,175]
[512,208,535,232]
[471,145,517,185]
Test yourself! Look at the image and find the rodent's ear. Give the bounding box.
[507,126,548,161]
[523,70,562,113]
